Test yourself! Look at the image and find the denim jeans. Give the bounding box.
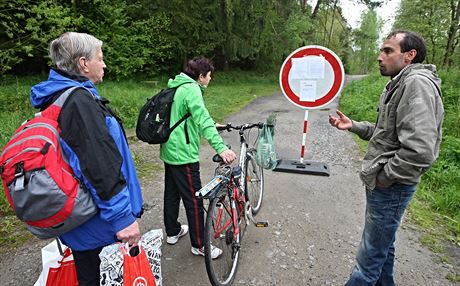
[345,183,416,286]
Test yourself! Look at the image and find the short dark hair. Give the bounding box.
[386,30,426,63]
[183,57,215,80]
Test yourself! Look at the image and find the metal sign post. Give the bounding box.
[274,45,345,176]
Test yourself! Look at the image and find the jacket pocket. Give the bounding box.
[384,102,397,132]
[376,104,386,129]
[360,158,389,189]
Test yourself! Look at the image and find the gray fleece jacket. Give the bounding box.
[350,64,444,189]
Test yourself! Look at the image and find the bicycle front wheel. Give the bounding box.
[204,193,241,286]
[245,148,264,215]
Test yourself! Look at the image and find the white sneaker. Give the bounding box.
[191,245,223,259]
[166,225,189,245]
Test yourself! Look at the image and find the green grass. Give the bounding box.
[83,70,279,129]
[0,76,43,151]
[447,273,460,282]
[0,71,279,148]
[205,74,280,123]
[130,149,164,180]
[340,72,460,250]
[0,215,34,255]
[0,71,279,249]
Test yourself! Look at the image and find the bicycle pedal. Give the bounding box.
[255,222,268,227]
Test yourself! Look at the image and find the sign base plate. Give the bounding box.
[273,159,330,176]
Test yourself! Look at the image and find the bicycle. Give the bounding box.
[195,122,269,286]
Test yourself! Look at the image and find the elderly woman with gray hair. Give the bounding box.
[30,32,144,286]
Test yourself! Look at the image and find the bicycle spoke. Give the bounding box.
[245,152,264,215]
[205,195,240,286]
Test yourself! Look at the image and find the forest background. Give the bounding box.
[0,0,459,279]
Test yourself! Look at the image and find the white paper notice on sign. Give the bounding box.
[290,56,325,79]
[300,80,316,102]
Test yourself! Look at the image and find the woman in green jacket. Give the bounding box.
[161,57,236,259]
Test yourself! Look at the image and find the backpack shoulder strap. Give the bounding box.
[52,86,82,108]
[168,81,193,131]
[171,82,196,132]
[170,112,191,131]
[38,86,85,120]
[172,81,191,90]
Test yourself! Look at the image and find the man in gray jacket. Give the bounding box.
[329,30,444,286]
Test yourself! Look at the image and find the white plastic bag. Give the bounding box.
[34,239,77,286]
[99,229,163,286]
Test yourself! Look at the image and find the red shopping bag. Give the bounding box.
[46,248,79,286]
[121,244,157,286]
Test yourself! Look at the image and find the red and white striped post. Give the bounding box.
[300,110,309,164]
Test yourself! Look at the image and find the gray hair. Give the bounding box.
[49,32,103,74]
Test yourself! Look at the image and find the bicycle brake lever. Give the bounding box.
[226,122,232,131]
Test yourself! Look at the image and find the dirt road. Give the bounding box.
[0,75,457,285]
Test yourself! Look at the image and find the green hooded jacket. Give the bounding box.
[159,72,228,165]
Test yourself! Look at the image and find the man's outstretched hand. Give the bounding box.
[329,110,352,130]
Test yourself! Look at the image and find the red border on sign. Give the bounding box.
[280,47,344,109]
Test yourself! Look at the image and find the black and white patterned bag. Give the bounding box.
[99,229,163,286]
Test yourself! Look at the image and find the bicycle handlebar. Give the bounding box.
[217,122,273,132]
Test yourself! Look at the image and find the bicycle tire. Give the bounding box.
[204,193,241,286]
[245,148,264,215]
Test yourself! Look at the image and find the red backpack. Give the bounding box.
[0,87,97,239]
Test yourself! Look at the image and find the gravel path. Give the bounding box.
[0,75,457,285]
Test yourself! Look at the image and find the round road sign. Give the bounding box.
[279,45,345,110]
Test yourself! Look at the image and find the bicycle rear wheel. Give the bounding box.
[245,148,264,215]
[204,193,241,286]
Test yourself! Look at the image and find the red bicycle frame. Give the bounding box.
[212,183,245,240]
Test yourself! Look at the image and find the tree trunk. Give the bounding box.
[448,36,459,67]
[327,0,338,46]
[300,0,307,12]
[428,6,436,64]
[220,0,230,71]
[442,0,460,68]
[322,2,330,43]
[311,0,322,19]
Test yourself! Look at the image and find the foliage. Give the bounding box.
[393,0,458,69]
[348,9,382,74]
[416,70,460,243]
[0,0,352,78]
[0,214,33,255]
[339,74,386,121]
[89,3,174,78]
[340,72,460,244]
[3,0,460,77]
[307,2,351,62]
[0,0,81,74]
[146,0,221,68]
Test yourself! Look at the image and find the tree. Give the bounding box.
[443,0,460,68]
[0,0,79,74]
[359,0,383,9]
[311,0,323,19]
[0,0,355,76]
[393,0,452,67]
[349,9,382,74]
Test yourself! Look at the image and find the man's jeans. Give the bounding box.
[345,183,416,286]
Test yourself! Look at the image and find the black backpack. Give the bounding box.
[136,84,190,144]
